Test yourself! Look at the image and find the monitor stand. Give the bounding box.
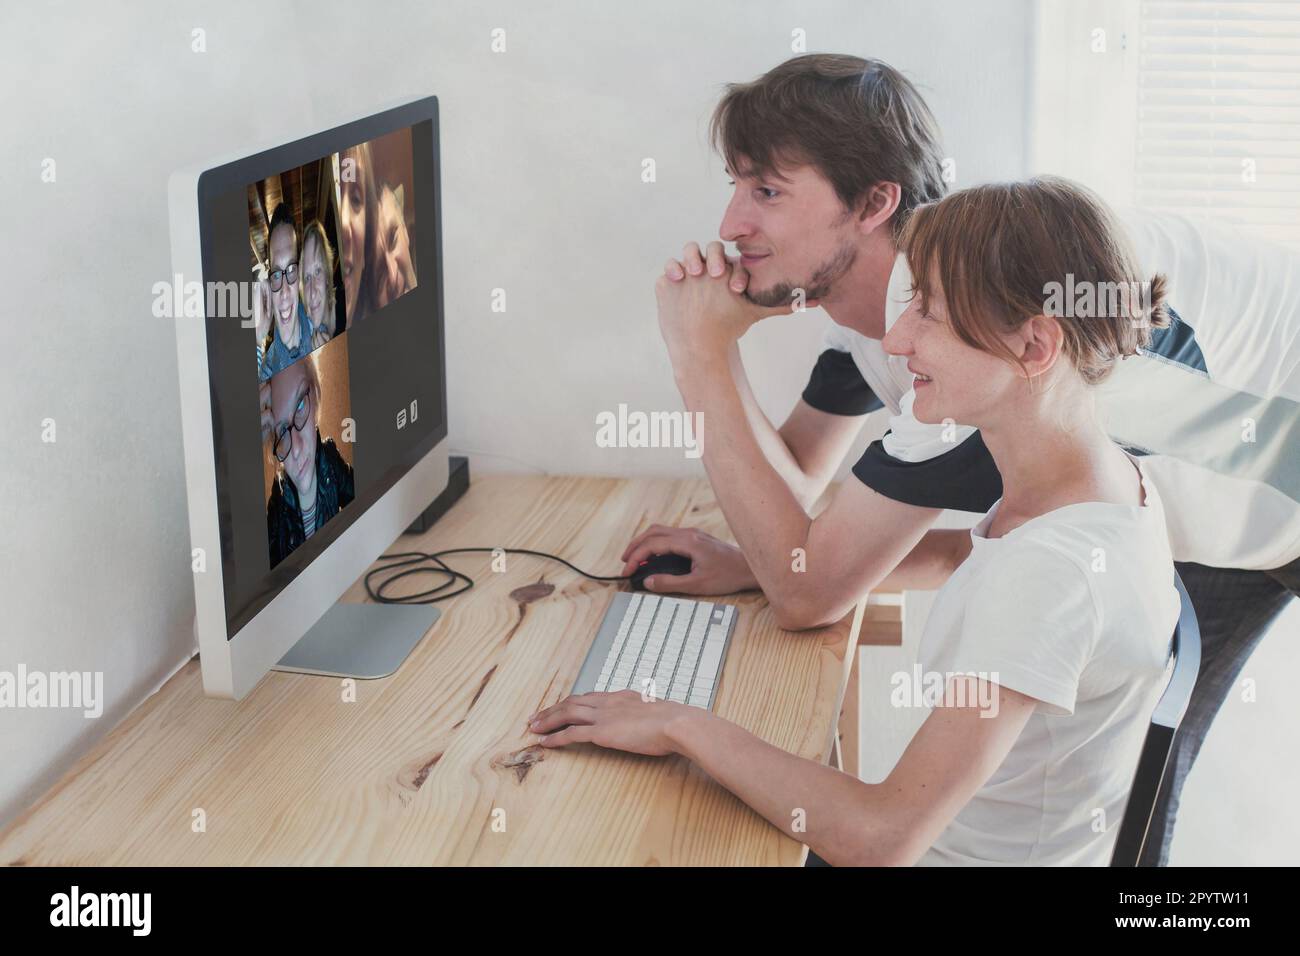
[272,603,441,679]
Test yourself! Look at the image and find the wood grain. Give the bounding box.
[0,475,872,866]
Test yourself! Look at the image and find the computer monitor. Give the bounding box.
[169,96,449,700]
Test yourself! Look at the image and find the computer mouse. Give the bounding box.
[629,552,693,591]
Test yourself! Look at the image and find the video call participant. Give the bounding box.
[265,353,355,566]
[301,219,342,349]
[258,203,315,382]
[373,182,417,311]
[339,141,377,325]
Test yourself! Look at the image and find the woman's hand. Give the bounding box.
[528,690,706,757]
[620,525,759,595]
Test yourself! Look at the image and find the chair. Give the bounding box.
[1110,571,1202,866]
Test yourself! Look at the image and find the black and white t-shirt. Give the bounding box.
[802,210,1300,572]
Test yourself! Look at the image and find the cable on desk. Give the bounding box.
[364,547,631,605]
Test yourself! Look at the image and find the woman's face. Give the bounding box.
[301,233,328,330]
[340,149,368,318]
[269,361,319,505]
[882,276,1020,427]
[374,185,414,310]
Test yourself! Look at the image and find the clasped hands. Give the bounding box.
[653,240,818,368]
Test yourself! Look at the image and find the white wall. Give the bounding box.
[0,0,1034,830]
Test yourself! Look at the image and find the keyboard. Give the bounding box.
[571,592,737,710]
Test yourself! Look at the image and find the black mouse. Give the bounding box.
[629,553,693,591]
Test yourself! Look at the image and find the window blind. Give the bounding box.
[1137,1,1300,248]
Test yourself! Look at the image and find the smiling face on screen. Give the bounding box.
[268,221,301,349]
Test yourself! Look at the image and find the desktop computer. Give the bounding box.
[169,94,739,709]
[169,96,452,699]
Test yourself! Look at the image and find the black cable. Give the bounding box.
[364,547,631,605]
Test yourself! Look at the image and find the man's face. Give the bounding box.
[269,360,318,504]
[719,159,859,308]
[268,223,300,347]
[339,148,367,317]
[374,185,413,310]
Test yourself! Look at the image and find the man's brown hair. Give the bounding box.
[901,176,1170,385]
[710,54,947,238]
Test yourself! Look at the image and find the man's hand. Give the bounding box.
[528,689,706,757]
[654,240,814,367]
[619,524,758,595]
[664,240,751,291]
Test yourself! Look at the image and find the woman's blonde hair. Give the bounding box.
[301,218,337,317]
[901,176,1170,385]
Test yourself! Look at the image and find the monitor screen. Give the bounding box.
[197,110,445,641]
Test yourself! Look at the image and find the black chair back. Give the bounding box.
[1110,571,1201,866]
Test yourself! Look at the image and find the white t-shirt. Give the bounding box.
[809,210,1300,570]
[915,455,1180,866]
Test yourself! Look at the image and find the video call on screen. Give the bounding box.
[204,120,444,640]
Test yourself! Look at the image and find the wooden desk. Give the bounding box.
[0,475,870,866]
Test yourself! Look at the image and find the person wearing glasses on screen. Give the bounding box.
[264,354,355,566]
[258,202,316,382]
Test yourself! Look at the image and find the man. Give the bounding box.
[258,202,316,381]
[265,354,354,566]
[621,54,1300,865]
[373,182,418,311]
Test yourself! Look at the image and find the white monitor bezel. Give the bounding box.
[168,96,448,700]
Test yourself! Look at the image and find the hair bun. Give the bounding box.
[1140,272,1171,331]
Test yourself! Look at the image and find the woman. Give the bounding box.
[530,177,1181,866]
[300,219,340,349]
[338,141,378,325]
